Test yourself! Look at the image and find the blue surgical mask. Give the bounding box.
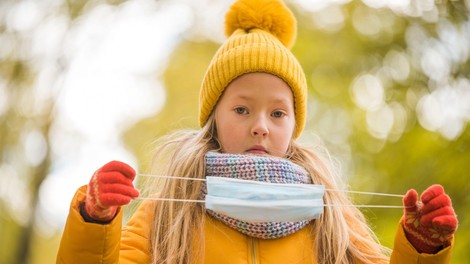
[205,176,325,222]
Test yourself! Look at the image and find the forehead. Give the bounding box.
[222,72,294,102]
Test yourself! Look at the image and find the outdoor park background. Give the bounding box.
[0,0,469,263]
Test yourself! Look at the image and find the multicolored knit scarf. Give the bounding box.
[201,152,313,239]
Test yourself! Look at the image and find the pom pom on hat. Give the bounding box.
[199,0,307,139]
[225,0,297,48]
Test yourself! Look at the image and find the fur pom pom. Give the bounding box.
[225,0,296,49]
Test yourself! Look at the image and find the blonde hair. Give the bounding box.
[288,141,390,263]
[146,114,390,264]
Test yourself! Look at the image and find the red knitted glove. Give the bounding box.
[83,161,139,222]
[402,184,458,254]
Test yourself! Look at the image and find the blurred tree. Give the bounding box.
[0,38,54,264]
[0,0,124,263]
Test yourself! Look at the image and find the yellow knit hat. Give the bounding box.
[199,0,307,139]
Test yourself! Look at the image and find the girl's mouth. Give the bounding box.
[246,145,268,155]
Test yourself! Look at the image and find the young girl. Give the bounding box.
[57,0,458,263]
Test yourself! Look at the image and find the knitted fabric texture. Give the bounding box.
[402,185,457,253]
[84,161,139,222]
[199,0,308,139]
[202,152,313,239]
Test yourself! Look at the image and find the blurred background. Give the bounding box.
[0,0,469,263]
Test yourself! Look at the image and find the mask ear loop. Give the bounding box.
[323,189,407,208]
[135,174,411,208]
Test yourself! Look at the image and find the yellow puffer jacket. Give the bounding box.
[57,186,453,264]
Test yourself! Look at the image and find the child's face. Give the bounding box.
[214,72,296,157]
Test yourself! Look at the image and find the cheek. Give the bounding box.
[274,132,292,155]
[216,117,240,145]
[272,122,295,155]
[217,122,231,140]
[217,126,243,153]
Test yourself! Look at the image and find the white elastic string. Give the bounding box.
[137,174,405,198]
[138,174,206,181]
[135,173,408,208]
[324,189,404,198]
[323,204,406,208]
[134,197,406,208]
[136,197,205,203]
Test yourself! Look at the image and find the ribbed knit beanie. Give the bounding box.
[199,0,308,139]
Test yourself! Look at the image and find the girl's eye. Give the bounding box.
[272,110,285,118]
[234,107,248,115]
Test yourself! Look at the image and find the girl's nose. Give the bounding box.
[251,116,269,137]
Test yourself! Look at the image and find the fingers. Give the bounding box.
[433,215,458,232]
[90,162,140,207]
[84,161,138,222]
[99,183,140,199]
[99,160,136,180]
[403,189,418,211]
[98,171,136,186]
[418,185,458,233]
[421,193,451,214]
[96,171,140,206]
[421,206,455,226]
[421,184,444,203]
[100,192,137,207]
[402,184,458,252]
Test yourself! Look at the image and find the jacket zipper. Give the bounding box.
[251,237,258,264]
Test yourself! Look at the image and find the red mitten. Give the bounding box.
[402,184,458,254]
[83,161,140,222]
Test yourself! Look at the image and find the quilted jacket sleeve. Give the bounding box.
[390,220,453,264]
[56,185,122,264]
[119,199,154,263]
[56,185,153,264]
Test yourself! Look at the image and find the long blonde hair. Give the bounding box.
[146,114,390,264]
